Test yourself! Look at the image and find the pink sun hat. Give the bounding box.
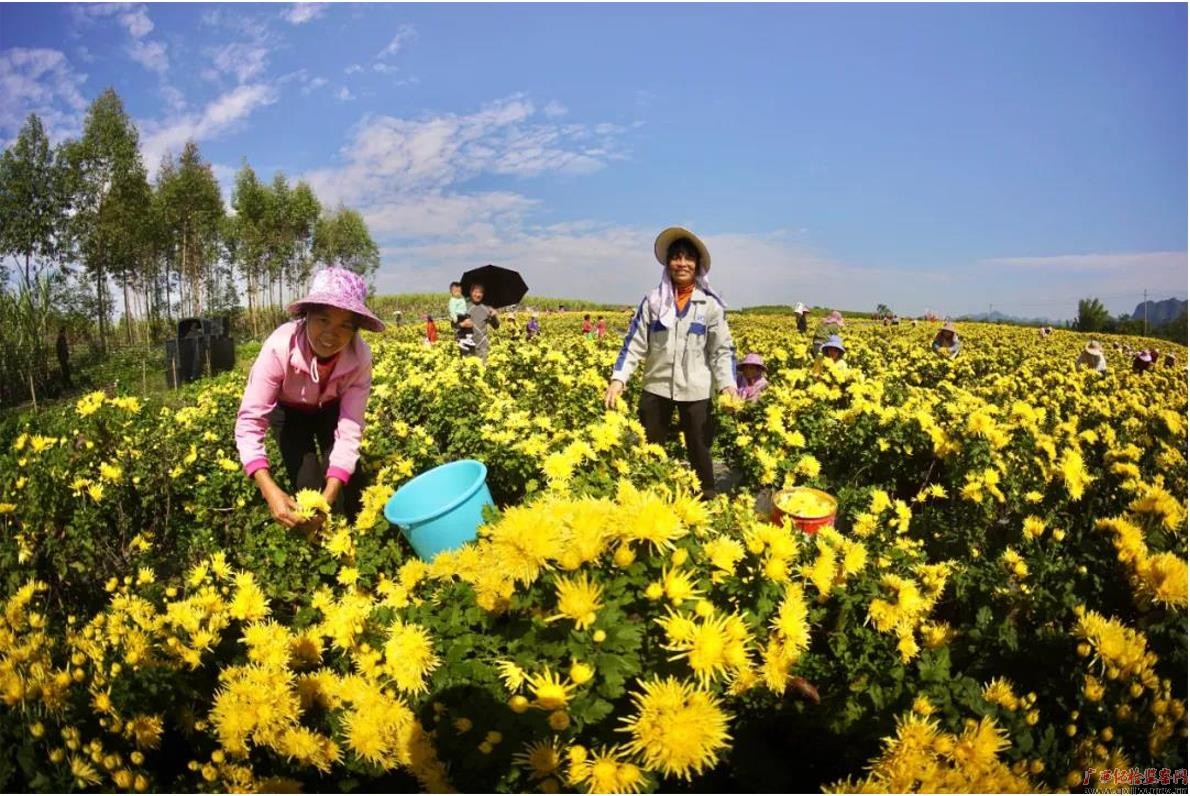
[825,310,845,326]
[740,352,767,371]
[286,267,386,333]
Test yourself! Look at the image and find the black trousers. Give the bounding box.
[638,391,716,499]
[269,402,365,521]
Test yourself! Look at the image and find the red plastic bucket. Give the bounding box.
[771,487,838,535]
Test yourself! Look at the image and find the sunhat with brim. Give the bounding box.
[825,311,845,326]
[941,322,957,333]
[287,266,386,333]
[1085,341,1103,354]
[794,302,806,314]
[1137,352,1153,363]
[740,352,767,371]
[822,335,845,353]
[654,226,711,272]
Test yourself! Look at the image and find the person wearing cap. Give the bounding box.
[1076,341,1107,372]
[235,266,384,531]
[604,226,737,501]
[793,303,808,334]
[735,353,769,401]
[931,322,961,359]
[526,312,540,340]
[810,310,845,357]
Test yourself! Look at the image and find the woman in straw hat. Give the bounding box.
[604,226,737,500]
[1076,340,1107,372]
[236,266,385,530]
[931,321,962,359]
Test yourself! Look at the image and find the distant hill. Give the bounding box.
[1131,298,1187,326]
[957,310,1058,326]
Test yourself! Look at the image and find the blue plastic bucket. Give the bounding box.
[383,460,494,560]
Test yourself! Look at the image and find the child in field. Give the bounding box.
[735,353,769,401]
[582,314,594,337]
[596,316,607,339]
[235,267,383,530]
[424,314,438,345]
[449,281,475,352]
[526,312,540,339]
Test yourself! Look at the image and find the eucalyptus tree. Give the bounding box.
[61,89,152,351]
[156,140,225,317]
[0,114,68,292]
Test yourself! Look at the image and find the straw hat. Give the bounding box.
[794,302,806,314]
[654,226,711,272]
[941,322,957,334]
[1084,340,1102,355]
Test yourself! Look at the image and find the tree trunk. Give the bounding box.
[123,274,133,345]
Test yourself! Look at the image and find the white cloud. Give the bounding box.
[127,39,168,74]
[209,42,270,84]
[74,3,154,39]
[71,3,170,74]
[373,62,400,75]
[0,47,89,143]
[302,76,329,95]
[345,64,363,74]
[543,100,568,118]
[160,83,187,113]
[281,3,327,25]
[140,83,278,169]
[979,251,1187,273]
[336,86,355,101]
[377,24,417,59]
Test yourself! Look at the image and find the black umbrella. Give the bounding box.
[460,264,529,309]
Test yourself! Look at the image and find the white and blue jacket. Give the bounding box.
[611,288,737,402]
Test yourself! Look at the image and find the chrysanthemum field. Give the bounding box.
[0,315,1185,793]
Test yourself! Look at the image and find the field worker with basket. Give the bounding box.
[235,266,384,531]
[604,226,737,500]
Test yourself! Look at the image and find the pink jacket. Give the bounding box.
[235,319,373,484]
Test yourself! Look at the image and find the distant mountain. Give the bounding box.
[1131,298,1187,326]
[957,310,1059,326]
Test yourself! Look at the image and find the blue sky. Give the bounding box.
[1,2,1186,318]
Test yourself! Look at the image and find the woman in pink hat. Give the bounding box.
[810,310,845,357]
[735,353,769,401]
[235,266,385,530]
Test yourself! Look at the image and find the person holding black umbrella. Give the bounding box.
[458,264,528,361]
[604,226,737,501]
[459,282,500,360]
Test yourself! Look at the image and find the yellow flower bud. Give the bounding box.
[592,629,606,643]
[548,711,570,731]
[569,662,594,686]
[508,695,530,713]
